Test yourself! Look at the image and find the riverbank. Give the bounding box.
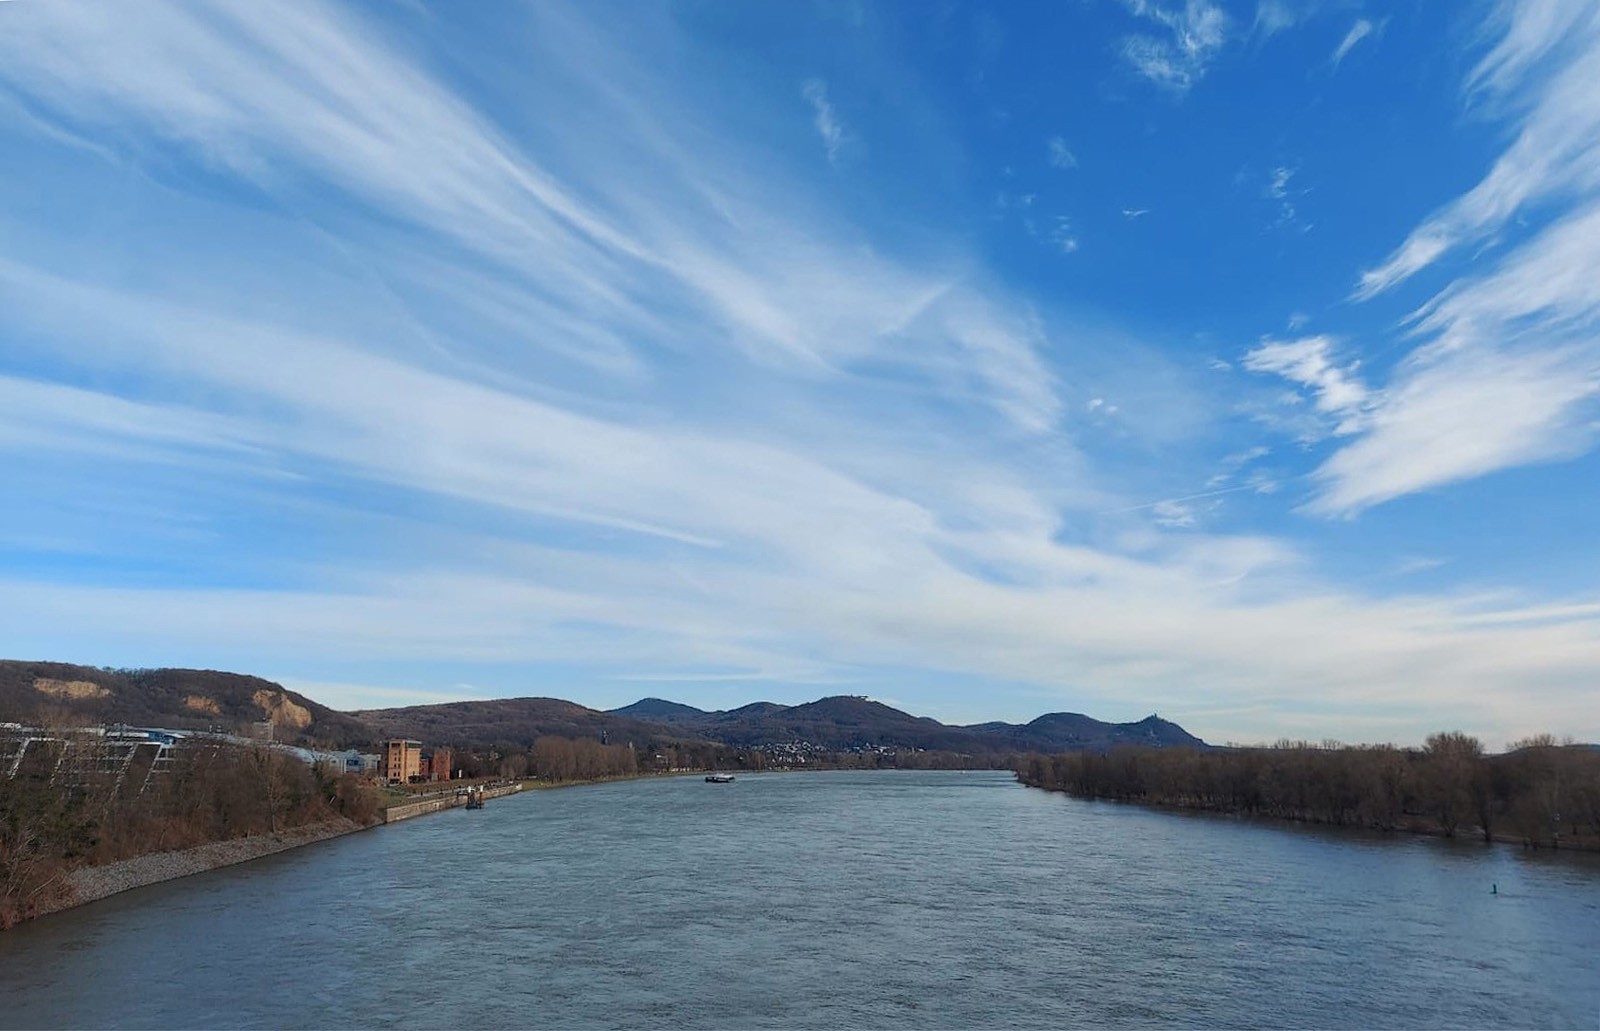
[1015,740,1600,853]
[16,771,671,927]
[56,818,366,918]
[382,781,523,822]
[1018,777,1600,852]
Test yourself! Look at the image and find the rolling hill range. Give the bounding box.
[607,695,1206,754]
[0,658,1206,755]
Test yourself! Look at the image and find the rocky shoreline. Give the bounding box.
[48,818,366,918]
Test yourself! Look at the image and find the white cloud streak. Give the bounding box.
[1308,2,1600,514]
[1119,0,1230,94]
[1357,2,1600,297]
[801,78,844,163]
[1151,499,1197,528]
[1305,338,1600,519]
[1331,18,1375,67]
[1244,336,1372,437]
[0,0,1596,744]
[1251,0,1319,38]
[0,1,1060,434]
[0,260,1595,743]
[1047,136,1077,169]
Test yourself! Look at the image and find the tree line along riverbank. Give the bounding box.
[1,736,381,928]
[0,728,696,929]
[1015,733,1600,849]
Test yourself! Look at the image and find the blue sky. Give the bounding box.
[2,0,1598,746]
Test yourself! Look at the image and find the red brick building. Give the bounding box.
[381,739,421,783]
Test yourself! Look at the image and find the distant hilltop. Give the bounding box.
[604,694,1206,755]
[0,658,1206,755]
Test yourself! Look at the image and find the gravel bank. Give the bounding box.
[56,819,365,914]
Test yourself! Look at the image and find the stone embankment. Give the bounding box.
[47,783,526,917]
[382,782,523,823]
[15,779,578,925]
[60,818,364,914]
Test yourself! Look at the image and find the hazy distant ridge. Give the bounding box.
[606,694,1205,753]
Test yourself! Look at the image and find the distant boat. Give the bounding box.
[705,773,735,783]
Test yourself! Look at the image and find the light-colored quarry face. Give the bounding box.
[33,677,109,700]
[184,695,222,715]
[253,689,313,729]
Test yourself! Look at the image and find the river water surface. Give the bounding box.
[3,770,1598,1029]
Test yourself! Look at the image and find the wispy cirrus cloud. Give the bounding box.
[1356,2,1600,298]
[1252,0,1299,38]
[1047,216,1080,254]
[1306,199,1600,514]
[1047,136,1077,169]
[1305,348,1599,517]
[801,78,845,163]
[1262,165,1309,229]
[1331,18,1378,67]
[1118,0,1230,94]
[1244,336,1371,439]
[1305,1,1600,514]
[1151,499,1198,528]
[1251,0,1331,38]
[0,1,1060,434]
[1,0,1598,746]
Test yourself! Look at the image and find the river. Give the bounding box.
[3,770,1597,1029]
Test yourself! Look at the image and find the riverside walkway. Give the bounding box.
[382,781,522,823]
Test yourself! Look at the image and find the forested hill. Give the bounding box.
[0,660,369,744]
[352,697,673,750]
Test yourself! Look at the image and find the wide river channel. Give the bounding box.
[3,769,1598,1028]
